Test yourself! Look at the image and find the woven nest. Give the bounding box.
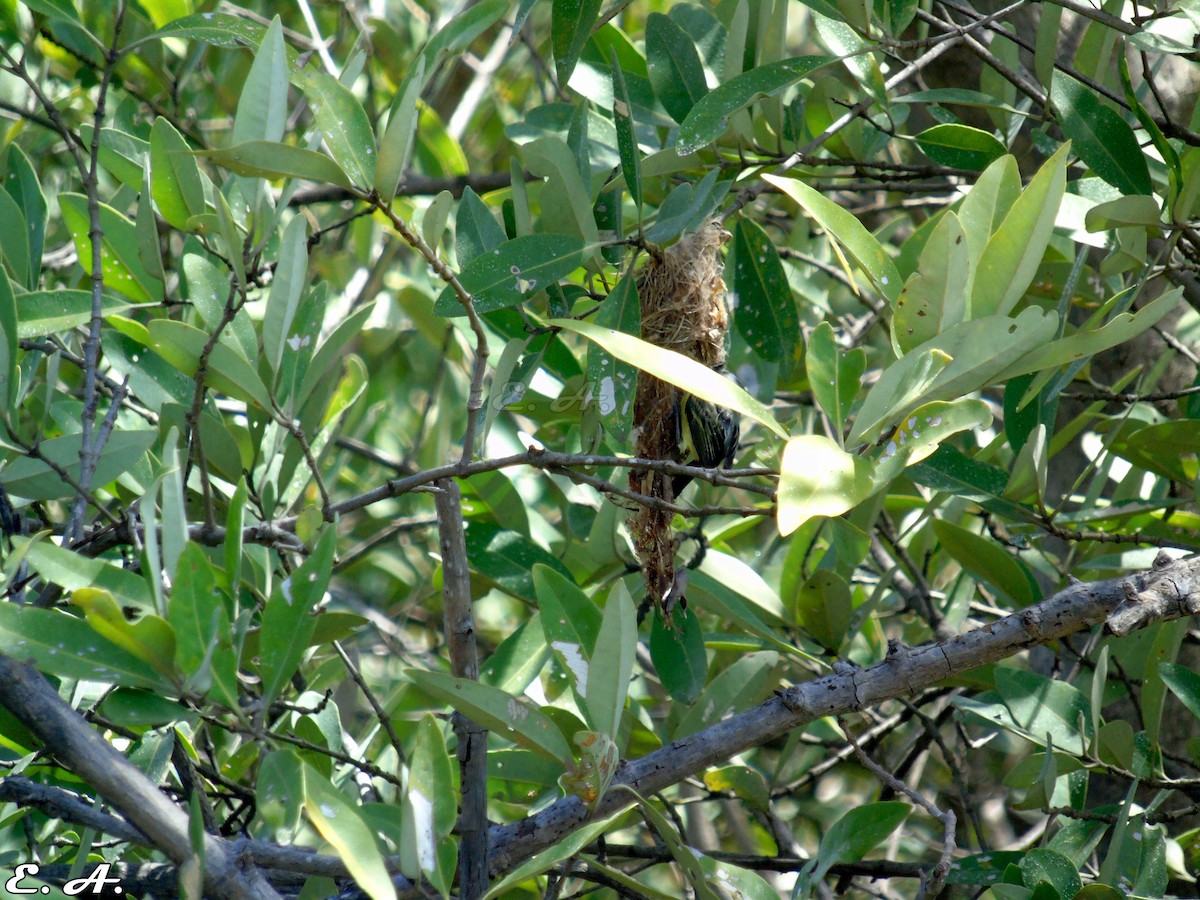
[627,220,731,615]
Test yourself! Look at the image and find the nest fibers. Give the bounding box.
[627,219,732,615]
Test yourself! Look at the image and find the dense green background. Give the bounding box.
[2,0,1200,897]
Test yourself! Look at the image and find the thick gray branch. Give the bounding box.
[0,657,281,900]
[485,554,1200,874]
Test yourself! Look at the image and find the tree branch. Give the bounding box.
[435,479,489,898]
[481,553,1200,877]
[0,658,281,899]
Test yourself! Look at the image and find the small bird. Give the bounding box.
[672,365,741,498]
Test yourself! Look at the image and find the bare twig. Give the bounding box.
[842,718,956,898]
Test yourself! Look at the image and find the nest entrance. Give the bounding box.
[626,220,731,616]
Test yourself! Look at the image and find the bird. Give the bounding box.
[672,365,741,498]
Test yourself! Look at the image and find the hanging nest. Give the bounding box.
[627,219,731,615]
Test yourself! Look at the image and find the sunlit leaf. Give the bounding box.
[778,436,873,535]
[548,317,787,438]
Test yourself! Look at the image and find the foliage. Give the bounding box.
[0,0,1199,898]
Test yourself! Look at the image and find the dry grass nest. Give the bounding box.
[627,219,732,615]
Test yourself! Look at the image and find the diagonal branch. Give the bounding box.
[0,657,282,900]
[482,552,1200,876]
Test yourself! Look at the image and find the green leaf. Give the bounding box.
[0,265,17,413]
[455,186,507,265]
[5,146,47,288]
[618,787,723,900]
[585,584,637,739]
[535,564,601,704]
[1020,849,1082,897]
[300,70,376,189]
[259,526,336,705]
[644,169,731,243]
[956,153,1021,286]
[304,765,398,900]
[1084,195,1162,231]
[272,278,327,412]
[376,58,425,201]
[916,124,1006,170]
[675,651,779,739]
[1,429,156,501]
[222,478,247,596]
[611,50,643,211]
[971,143,1068,318]
[98,688,197,728]
[21,538,154,611]
[434,234,586,316]
[649,606,707,704]
[703,765,770,812]
[677,56,835,154]
[686,571,804,661]
[59,194,163,304]
[694,855,776,899]
[464,523,572,601]
[893,212,969,353]
[68,587,177,679]
[805,321,865,438]
[295,299,376,409]
[481,614,552,694]
[552,0,602,86]
[871,399,994,489]
[168,543,238,706]
[1050,72,1151,196]
[483,817,623,900]
[792,570,852,652]
[150,117,206,230]
[263,215,310,379]
[15,289,140,339]
[200,142,352,190]
[646,13,709,124]
[137,164,166,283]
[145,13,288,55]
[400,715,456,889]
[1159,662,1200,722]
[547,317,787,438]
[421,189,454,253]
[764,173,901,303]
[148,320,275,410]
[521,137,601,247]
[587,274,639,440]
[932,519,1036,608]
[1118,53,1181,208]
[0,603,166,689]
[777,435,874,536]
[79,125,150,189]
[850,307,1058,447]
[993,667,1092,754]
[995,287,1180,382]
[910,446,1025,509]
[732,217,798,366]
[407,669,572,762]
[418,0,509,71]
[22,0,101,46]
[796,802,911,894]
[231,15,289,145]
[0,190,30,289]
